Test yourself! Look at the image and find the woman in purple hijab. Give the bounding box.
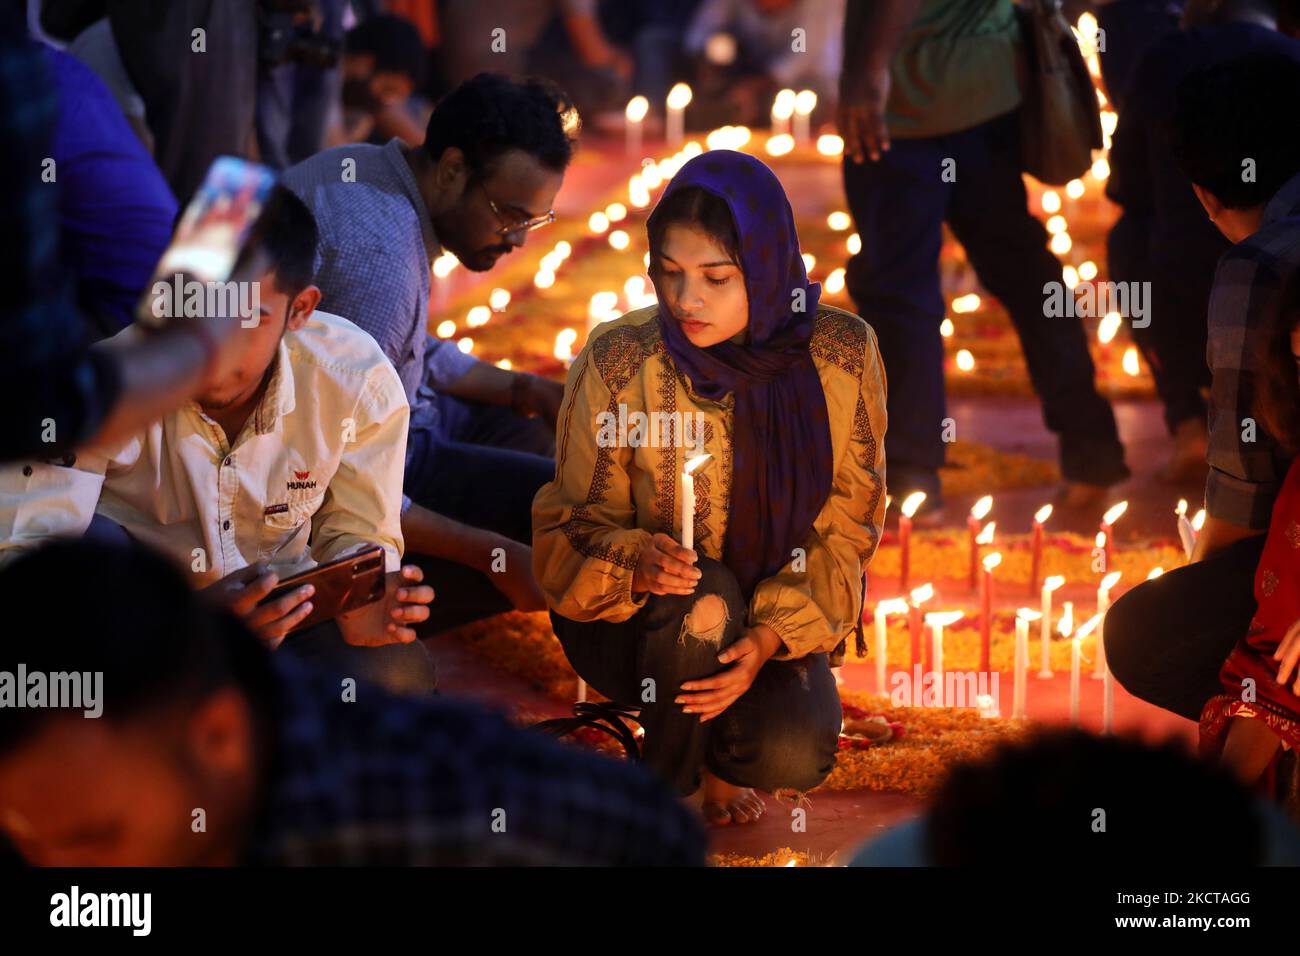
[533,150,889,826]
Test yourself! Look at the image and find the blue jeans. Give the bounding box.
[842,109,1129,496]
[403,414,555,635]
[550,557,842,797]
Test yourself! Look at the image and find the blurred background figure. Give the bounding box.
[331,11,432,147]
[682,0,843,129]
[256,0,347,170]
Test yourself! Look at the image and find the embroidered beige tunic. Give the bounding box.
[532,303,888,663]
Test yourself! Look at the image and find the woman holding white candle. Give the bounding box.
[533,150,888,826]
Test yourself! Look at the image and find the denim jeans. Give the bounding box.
[549,557,842,797]
[403,417,555,635]
[1103,534,1266,721]
[284,619,439,697]
[842,109,1129,496]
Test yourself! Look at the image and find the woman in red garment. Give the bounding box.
[1203,270,1300,785]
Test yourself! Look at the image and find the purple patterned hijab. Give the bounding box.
[647,150,834,600]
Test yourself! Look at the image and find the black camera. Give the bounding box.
[258,0,341,70]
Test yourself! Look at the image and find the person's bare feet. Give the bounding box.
[699,768,765,827]
[1157,418,1209,483]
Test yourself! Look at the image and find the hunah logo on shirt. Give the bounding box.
[287,468,317,492]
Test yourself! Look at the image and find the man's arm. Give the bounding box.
[838,0,923,162]
[435,357,564,428]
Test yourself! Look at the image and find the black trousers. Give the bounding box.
[1103,534,1267,721]
[550,558,842,797]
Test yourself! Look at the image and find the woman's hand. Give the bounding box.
[1272,617,1300,693]
[632,532,702,596]
[676,624,785,722]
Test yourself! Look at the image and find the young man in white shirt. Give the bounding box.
[0,187,435,692]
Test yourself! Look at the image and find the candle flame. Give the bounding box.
[925,610,964,627]
[1034,504,1053,525]
[970,495,993,520]
[1043,575,1065,592]
[816,134,844,156]
[976,521,995,545]
[772,88,796,119]
[667,83,693,110]
[1102,501,1128,526]
[1192,509,1206,532]
[1147,566,1164,580]
[1074,613,1102,640]
[1017,608,1043,621]
[1101,571,1121,590]
[765,133,795,156]
[553,328,578,362]
[983,551,1003,571]
[1176,498,1188,517]
[784,858,798,867]
[876,598,910,615]
[901,491,927,518]
[1095,531,1105,548]
[794,89,817,115]
[684,453,711,475]
[625,95,649,122]
[910,583,934,605]
[1058,601,1074,637]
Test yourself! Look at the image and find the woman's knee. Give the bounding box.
[1101,580,1159,689]
[644,556,744,646]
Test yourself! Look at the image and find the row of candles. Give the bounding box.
[879,491,1208,730]
[625,85,826,155]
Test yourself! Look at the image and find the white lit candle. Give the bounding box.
[680,453,710,551]
[898,491,926,592]
[1094,571,1120,679]
[1100,500,1128,569]
[793,89,816,145]
[1176,498,1194,559]
[666,83,692,147]
[873,598,909,695]
[625,95,649,158]
[1014,608,1041,719]
[1039,575,1065,678]
[926,611,963,707]
[771,88,795,136]
[1071,614,1101,726]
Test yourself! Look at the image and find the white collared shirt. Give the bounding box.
[0,310,409,586]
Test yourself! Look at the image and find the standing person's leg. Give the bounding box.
[708,652,842,797]
[946,111,1129,489]
[1103,534,1267,720]
[843,135,954,504]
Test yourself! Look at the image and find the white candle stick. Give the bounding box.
[1104,663,1115,733]
[1014,608,1041,720]
[624,95,648,158]
[771,88,795,136]
[925,611,963,707]
[680,453,710,551]
[1071,614,1102,726]
[666,83,692,147]
[1094,571,1120,679]
[1039,575,1064,678]
[1175,498,1195,559]
[873,598,909,695]
[793,89,816,145]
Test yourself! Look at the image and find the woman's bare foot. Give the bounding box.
[699,768,765,826]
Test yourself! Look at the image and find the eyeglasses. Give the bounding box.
[479,181,555,237]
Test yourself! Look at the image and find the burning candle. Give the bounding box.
[1029,504,1052,596]
[926,610,963,706]
[1094,571,1120,679]
[1176,498,1195,559]
[1070,614,1101,726]
[1100,500,1128,569]
[898,491,926,591]
[873,598,909,695]
[625,95,649,158]
[1014,608,1042,719]
[907,583,934,674]
[1192,508,1206,544]
[771,88,795,136]
[666,83,692,146]
[793,89,816,144]
[1039,575,1065,678]
[1147,566,1164,580]
[980,552,1002,674]
[680,453,710,551]
[967,495,994,590]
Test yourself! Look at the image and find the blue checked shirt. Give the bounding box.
[1205,171,1300,529]
[244,654,707,866]
[283,139,478,443]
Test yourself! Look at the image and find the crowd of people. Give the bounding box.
[4,0,1300,866]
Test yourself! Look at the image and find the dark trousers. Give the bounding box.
[284,619,439,697]
[843,109,1128,495]
[1103,534,1266,721]
[403,408,555,635]
[550,557,842,797]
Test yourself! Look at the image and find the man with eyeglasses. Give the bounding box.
[284,73,578,654]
